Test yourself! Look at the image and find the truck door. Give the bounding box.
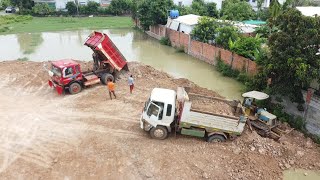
[146,102,162,127]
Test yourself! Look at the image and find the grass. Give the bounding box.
[0,16,133,34]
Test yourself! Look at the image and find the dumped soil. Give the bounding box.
[0,60,320,180]
[189,95,235,116]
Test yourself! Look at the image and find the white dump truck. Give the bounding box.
[140,87,247,142]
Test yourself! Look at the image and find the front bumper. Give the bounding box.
[140,117,152,131]
[48,80,64,95]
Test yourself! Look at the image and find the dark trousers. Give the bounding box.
[109,90,116,99]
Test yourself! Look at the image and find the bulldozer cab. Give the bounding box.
[242,91,269,116]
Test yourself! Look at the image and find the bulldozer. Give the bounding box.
[242,91,293,140]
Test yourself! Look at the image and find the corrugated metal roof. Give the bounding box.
[172,14,201,26]
[296,6,320,17]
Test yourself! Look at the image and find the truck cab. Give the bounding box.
[141,87,247,142]
[140,88,176,139]
[48,59,83,95]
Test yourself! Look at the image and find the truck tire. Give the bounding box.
[207,134,226,143]
[101,73,114,85]
[150,126,168,140]
[69,82,82,94]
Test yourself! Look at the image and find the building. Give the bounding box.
[166,14,201,34]
[34,0,108,10]
[173,0,224,10]
[296,6,320,17]
[174,0,288,11]
[166,14,261,35]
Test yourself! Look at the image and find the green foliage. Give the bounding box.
[159,37,171,46]
[254,25,275,38]
[283,0,314,9]
[265,9,320,102]
[84,1,99,15]
[11,0,34,12]
[66,1,77,15]
[269,0,281,19]
[189,0,219,18]
[257,8,270,21]
[32,3,52,16]
[206,2,219,18]
[191,0,207,16]
[216,58,240,77]
[1,0,11,8]
[215,25,240,49]
[0,15,32,26]
[176,5,192,16]
[131,0,139,19]
[191,16,219,43]
[221,0,255,21]
[230,36,263,60]
[109,0,132,15]
[137,0,174,30]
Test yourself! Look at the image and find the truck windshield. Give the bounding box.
[51,65,62,77]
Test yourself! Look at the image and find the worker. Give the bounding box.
[107,79,116,100]
[245,98,252,107]
[128,75,134,94]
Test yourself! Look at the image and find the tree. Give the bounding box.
[230,35,263,59]
[265,9,320,102]
[10,0,34,12]
[221,0,255,21]
[176,5,192,16]
[32,3,51,16]
[84,1,99,15]
[1,0,11,8]
[66,1,77,15]
[206,2,219,18]
[191,0,207,16]
[215,25,240,49]
[269,0,281,19]
[137,0,174,30]
[283,0,313,9]
[109,0,132,15]
[191,16,219,43]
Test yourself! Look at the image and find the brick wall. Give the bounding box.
[147,25,258,75]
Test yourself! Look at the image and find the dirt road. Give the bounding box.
[0,61,319,180]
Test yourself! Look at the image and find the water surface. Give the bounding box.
[0,29,243,99]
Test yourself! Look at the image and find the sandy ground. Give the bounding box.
[0,61,320,180]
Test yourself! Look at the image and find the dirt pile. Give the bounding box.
[0,60,319,180]
[189,95,235,116]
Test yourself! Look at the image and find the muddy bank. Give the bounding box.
[0,60,319,180]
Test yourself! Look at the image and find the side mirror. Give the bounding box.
[48,70,54,77]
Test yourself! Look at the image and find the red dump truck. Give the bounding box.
[47,31,128,95]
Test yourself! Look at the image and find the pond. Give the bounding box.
[0,29,244,99]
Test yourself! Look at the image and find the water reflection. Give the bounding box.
[17,33,43,55]
[0,29,243,99]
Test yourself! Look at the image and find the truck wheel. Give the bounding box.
[150,126,168,140]
[207,134,226,143]
[101,73,114,85]
[69,82,82,94]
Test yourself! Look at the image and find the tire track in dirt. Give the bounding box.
[0,78,145,174]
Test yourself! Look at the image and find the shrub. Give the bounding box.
[32,3,52,16]
[191,16,219,43]
[216,58,240,78]
[215,25,240,49]
[230,36,263,60]
[160,37,171,46]
[108,0,132,15]
[66,1,77,15]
